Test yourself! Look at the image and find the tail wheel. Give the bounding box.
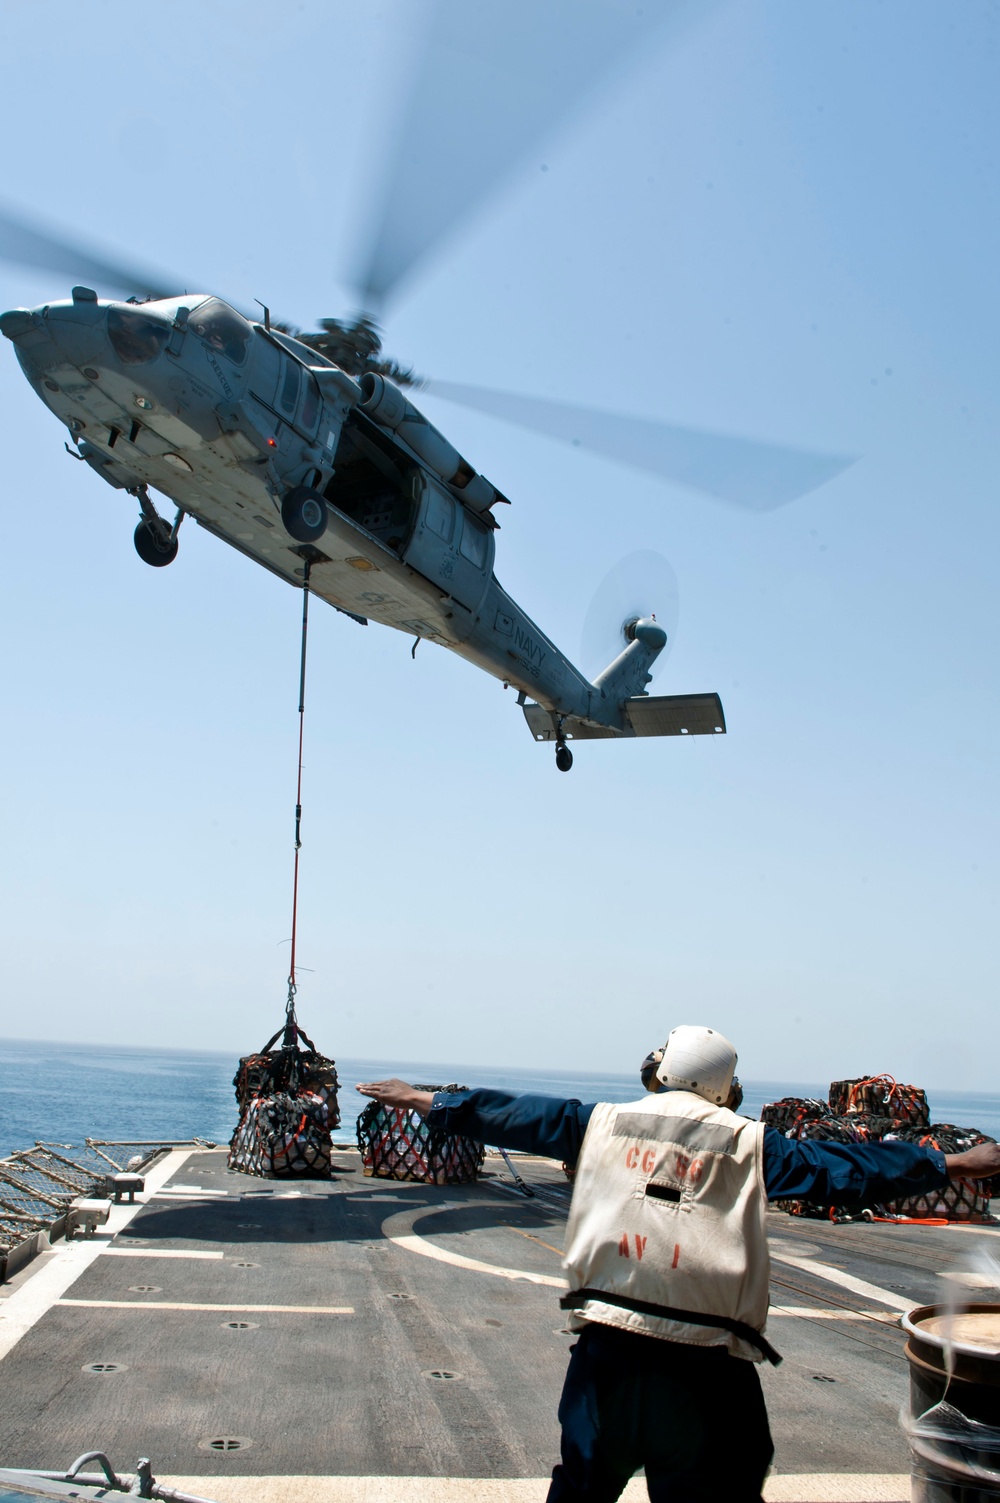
[281,486,329,543]
[134,518,178,567]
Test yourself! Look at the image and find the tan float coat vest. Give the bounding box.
[561,1091,771,1363]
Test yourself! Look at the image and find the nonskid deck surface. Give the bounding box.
[1,1147,996,1503]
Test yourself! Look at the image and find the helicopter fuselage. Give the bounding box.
[2,288,725,759]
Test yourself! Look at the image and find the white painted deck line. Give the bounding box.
[768,1305,900,1323]
[159,1474,909,1502]
[101,1248,225,1260]
[0,1149,192,1362]
[381,1206,564,1288]
[58,1299,354,1313]
[770,1251,913,1314]
[163,1185,229,1195]
[763,1481,907,1502]
[150,1192,230,1201]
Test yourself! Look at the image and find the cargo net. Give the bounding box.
[228,1024,340,1179]
[770,1116,868,1220]
[885,1124,995,1221]
[760,1098,831,1136]
[829,1074,930,1128]
[762,1078,996,1223]
[356,1086,485,1185]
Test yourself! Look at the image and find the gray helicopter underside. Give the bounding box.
[66,391,722,742]
[33,349,460,645]
[7,299,724,755]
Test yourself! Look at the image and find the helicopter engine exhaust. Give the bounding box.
[358,372,500,517]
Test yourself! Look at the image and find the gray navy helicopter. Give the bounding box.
[0,6,849,771]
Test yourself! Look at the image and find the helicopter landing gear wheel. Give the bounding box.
[281,486,329,543]
[133,518,178,567]
[131,485,181,567]
[555,742,573,773]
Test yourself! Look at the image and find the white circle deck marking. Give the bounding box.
[380,1205,564,1288]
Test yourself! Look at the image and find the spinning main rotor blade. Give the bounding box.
[348,0,712,310]
[422,381,854,511]
[0,206,174,300]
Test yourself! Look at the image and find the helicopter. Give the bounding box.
[0,282,729,771]
[0,7,849,771]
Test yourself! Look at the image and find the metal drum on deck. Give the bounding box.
[903,1304,1000,1501]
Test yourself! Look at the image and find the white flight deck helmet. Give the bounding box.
[656,1025,738,1106]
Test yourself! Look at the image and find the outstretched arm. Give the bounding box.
[356,1079,435,1116]
[763,1129,1000,1206]
[356,1080,595,1162]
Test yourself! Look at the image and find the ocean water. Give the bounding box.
[2,1036,998,1159]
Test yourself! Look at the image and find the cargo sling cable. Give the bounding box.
[226,567,343,1181]
[285,557,312,1048]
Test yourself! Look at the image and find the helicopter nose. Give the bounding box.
[39,289,108,362]
[0,303,62,381]
[0,307,35,340]
[1,289,111,386]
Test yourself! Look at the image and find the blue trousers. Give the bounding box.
[547,1322,773,1503]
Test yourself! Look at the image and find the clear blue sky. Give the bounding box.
[0,1,996,1090]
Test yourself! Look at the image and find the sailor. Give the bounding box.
[357,1027,1000,1503]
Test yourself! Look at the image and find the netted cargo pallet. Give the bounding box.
[770,1116,867,1219]
[760,1084,997,1222]
[356,1086,485,1185]
[829,1074,930,1127]
[228,1025,340,1179]
[844,1113,896,1142]
[767,1113,900,1218]
[885,1124,996,1221]
[761,1097,833,1136]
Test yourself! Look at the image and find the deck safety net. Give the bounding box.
[356,1086,485,1184]
[0,1139,196,1273]
[228,1025,340,1178]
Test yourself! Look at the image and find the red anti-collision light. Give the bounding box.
[267,437,277,447]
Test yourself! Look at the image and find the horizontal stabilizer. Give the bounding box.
[626,692,726,737]
[522,693,725,743]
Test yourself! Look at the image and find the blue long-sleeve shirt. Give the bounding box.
[427,1087,949,1208]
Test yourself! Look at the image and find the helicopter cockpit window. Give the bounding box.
[458,512,489,568]
[107,306,170,365]
[188,298,251,365]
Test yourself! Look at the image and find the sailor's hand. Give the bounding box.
[944,1142,1000,1181]
[356,1079,435,1116]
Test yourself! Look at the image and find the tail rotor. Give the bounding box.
[581,550,679,685]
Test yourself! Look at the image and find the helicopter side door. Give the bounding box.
[248,340,322,438]
[240,337,334,490]
[402,471,494,615]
